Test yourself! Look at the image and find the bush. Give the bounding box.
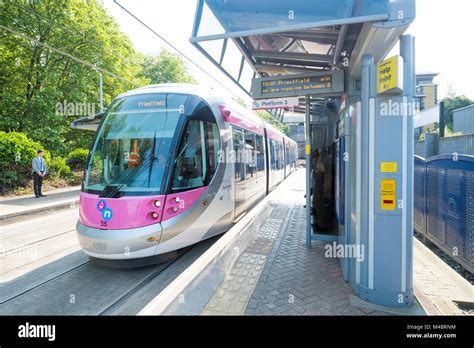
[0,132,50,193]
[48,156,72,179]
[67,148,89,171]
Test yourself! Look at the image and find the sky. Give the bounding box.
[103,0,474,102]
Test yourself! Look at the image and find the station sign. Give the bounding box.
[380,179,397,211]
[251,70,344,99]
[380,162,398,173]
[377,55,404,95]
[251,97,299,110]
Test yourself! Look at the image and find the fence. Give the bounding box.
[415,133,474,157]
[440,134,474,156]
[413,155,474,274]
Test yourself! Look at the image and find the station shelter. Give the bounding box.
[190,0,417,308]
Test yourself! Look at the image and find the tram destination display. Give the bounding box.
[251,70,344,99]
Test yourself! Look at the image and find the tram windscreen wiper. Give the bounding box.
[99,184,123,198]
[100,156,154,198]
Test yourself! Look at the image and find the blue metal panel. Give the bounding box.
[203,0,390,34]
[335,137,346,225]
[413,155,426,235]
[372,96,410,305]
[426,155,474,273]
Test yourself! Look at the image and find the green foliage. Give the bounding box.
[0,0,148,154]
[256,110,290,135]
[0,131,49,192]
[0,1,196,193]
[139,49,197,85]
[443,89,474,131]
[0,131,76,192]
[67,148,89,171]
[443,127,463,138]
[48,156,71,179]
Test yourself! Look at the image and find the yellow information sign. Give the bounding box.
[381,179,397,211]
[380,162,398,173]
[377,56,403,95]
[305,144,311,156]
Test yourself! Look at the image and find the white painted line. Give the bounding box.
[401,96,408,292]
[356,102,362,285]
[368,98,375,289]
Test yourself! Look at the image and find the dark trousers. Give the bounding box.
[33,172,44,197]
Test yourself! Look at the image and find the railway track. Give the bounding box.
[0,209,218,315]
[0,240,216,315]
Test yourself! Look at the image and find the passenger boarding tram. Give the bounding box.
[77,84,297,260]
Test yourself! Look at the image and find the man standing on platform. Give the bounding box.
[32,150,47,198]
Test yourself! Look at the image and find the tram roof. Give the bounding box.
[190,0,416,97]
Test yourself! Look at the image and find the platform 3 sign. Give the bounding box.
[251,70,344,99]
[251,97,300,110]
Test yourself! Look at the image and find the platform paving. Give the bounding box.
[202,203,388,315]
[199,169,472,315]
[413,238,473,315]
[142,169,472,316]
[0,186,80,225]
[200,170,389,315]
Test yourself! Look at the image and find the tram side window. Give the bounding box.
[172,120,220,192]
[244,130,256,180]
[256,135,265,178]
[276,141,284,170]
[205,122,220,182]
[280,142,285,170]
[233,128,244,182]
[269,140,276,170]
[285,145,292,166]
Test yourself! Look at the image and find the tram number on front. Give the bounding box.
[92,242,107,251]
[100,220,107,227]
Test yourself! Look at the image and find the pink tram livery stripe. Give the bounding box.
[79,192,165,230]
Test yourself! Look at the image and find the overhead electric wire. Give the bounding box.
[113,0,244,99]
[2,1,248,102]
[8,1,144,71]
[0,23,140,86]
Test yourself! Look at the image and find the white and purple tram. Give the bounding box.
[76,84,298,260]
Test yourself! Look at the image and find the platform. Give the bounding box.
[139,168,474,316]
[0,186,80,226]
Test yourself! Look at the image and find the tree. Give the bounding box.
[443,88,474,131]
[256,110,290,135]
[0,0,147,154]
[139,49,196,84]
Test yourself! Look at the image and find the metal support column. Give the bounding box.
[400,34,415,298]
[99,71,104,112]
[305,95,312,247]
[360,54,373,290]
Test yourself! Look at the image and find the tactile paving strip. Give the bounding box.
[202,253,267,315]
[202,207,291,315]
[245,238,274,255]
[258,220,282,240]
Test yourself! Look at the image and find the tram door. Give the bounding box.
[233,128,246,217]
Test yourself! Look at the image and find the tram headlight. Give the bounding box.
[151,212,159,219]
[154,200,161,207]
